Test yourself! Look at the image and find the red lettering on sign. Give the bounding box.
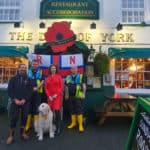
[36,55,42,64]
[70,56,75,64]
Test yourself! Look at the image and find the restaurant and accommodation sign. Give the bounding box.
[40,0,99,19]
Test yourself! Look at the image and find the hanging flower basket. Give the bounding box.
[94,51,110,77]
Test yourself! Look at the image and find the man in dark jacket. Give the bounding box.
[6,64,32,145]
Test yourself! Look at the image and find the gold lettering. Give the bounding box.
[39,32,45,41]
[77,33,84,41]
[100,33,108,42]
[126,33,134,42]
[108,33,115,42]
[85,33,91,42]
[26,32,33,41]
[17,32,25,40]
[50,2,88,7]
[9,32,16,40]
[76,33,91,42]
[47,10,94,16]
[116,33,125,42]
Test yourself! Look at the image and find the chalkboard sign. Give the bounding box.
[126,97,150,150]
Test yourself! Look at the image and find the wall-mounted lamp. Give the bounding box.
[68,21,72,27]
[14,22,21,28]
[14,22,24,28]
[88,44,95,62]
[39,22,46,28]
[116,23,123,31]
[90,22,96,29]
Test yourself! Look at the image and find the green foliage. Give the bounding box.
[94,51,110,76]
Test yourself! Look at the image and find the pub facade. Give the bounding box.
[0,0,150,96]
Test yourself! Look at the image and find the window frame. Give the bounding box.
[121,0,146,24]
[0,0,23,23]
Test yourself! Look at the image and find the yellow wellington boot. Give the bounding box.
[67,115,77,129]
[34,115,39,132]
[25,114,32,132]
[77,114,84,132]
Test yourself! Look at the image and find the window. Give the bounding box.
[85,63,101,88]
[0,0,22,22]
[0,57,28,85]
[121,0,145,24]
[115,58,150,89]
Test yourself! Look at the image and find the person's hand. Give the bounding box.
[33,87,38,91]
[81,93,85,99]
[53,94,57,99]
[49,96,53,101]
[14,99,22,105]
[20,99,26,105]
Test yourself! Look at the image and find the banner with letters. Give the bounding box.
[27,53,84,77]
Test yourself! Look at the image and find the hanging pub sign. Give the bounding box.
[40,0,99,19]
[27,53,84,77]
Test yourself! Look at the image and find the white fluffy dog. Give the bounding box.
[34,103,55,140]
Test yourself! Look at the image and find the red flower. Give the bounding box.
[44,21,75,53]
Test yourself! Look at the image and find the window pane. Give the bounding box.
[16,0,20,6]
[128,0,132,8]
[122,0,127,8]
[9,9,15,20]
[4,10,9,20]
[134,11,139,22]
[115,58,150,89]
[128,11,133,22]
[15,9,20,20]
[0,57,28,84]
[10,0,15,6]
[139,0,144,8]
[0,0,4,6]
[0,10,3,20]
[122,11,127,22]
[139,11,144,22]
[133,0,138,8]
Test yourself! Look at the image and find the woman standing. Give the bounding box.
[45,64,63,136]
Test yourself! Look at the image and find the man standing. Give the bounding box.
[6,64,31,144]
[25,59,44,132]
[65,65,86,132]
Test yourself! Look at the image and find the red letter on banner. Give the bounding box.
[70,56,75,64]
[36,55,42,64]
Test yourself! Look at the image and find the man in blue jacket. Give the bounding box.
[6,64,32,145]
[25,59,44,132]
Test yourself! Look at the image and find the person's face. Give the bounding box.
[31,61,39,71]
[71,66,77,75]
[18,64,27,75]
[51,66,57,74]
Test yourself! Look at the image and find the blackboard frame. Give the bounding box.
[125,97,150,150]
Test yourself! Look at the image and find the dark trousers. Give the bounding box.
[9,102,29,128]
[68,96,83,115]
[29,92,41,115]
